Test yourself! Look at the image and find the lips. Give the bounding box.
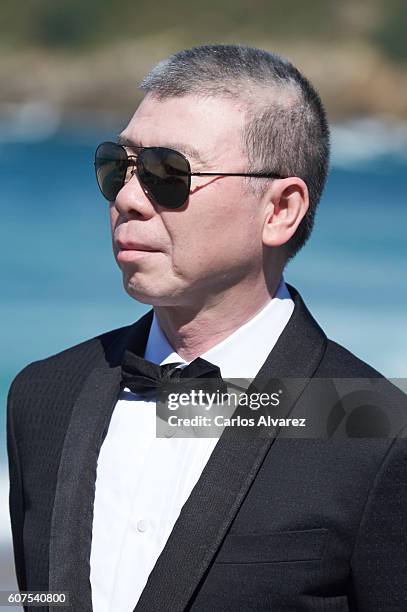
[115,239,158,252]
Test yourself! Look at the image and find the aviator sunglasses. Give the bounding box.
[94,141,283,209]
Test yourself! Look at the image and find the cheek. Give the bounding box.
[109,208,116,242]
[169,196,261,273]
[200,193,261,253]
[109,207,121,259]
[109,205,119,230]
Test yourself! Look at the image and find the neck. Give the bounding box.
[154,273,283,361]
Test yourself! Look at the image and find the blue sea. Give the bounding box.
[0,117,406,584]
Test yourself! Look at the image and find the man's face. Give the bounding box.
[110,94,267,307]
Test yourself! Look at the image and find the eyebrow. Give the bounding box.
[116,135,208,167]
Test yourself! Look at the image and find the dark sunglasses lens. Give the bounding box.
[138,148,190,209]
[95,142,128,201]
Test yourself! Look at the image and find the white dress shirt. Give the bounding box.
[90,279,294,611]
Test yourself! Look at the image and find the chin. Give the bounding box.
[125,282,156,305]
[121,268,205,308]
[123,278,177,307]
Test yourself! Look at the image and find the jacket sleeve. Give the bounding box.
[7,373,28,593]
[350,425,407,610]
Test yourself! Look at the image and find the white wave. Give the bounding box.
[331,118,407,168]
[0,102,60,143]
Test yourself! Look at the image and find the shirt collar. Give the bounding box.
[143,278,294,378]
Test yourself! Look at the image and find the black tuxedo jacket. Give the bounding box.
[7,285,407,612]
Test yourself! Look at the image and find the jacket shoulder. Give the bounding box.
[318,339,383,378]
[8,323,132,397]
[318,339,406,412]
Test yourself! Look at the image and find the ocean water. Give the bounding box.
[1,122,407,449]
[0,120,406,587]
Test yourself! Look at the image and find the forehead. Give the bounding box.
[120,94,247,163]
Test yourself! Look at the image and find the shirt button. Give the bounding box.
[136,519,149,533]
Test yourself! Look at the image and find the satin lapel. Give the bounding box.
[135,285,328,612]
[48,366,122,611]
[48,310,153,612]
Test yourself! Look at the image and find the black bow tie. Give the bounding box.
[121,349,225,396]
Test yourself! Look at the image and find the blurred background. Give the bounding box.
[1,0,406,604]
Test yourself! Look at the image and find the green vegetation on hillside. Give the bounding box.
[0,0,405,62]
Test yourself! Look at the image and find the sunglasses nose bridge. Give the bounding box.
[113,161,156,217]
[121,159,141,196]
[126,157,138,180]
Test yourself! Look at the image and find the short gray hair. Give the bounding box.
[140,44,330,260]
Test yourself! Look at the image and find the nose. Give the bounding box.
[113,170,156,220]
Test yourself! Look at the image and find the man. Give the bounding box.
[7,44,407,612]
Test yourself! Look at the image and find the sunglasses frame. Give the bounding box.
[95,141,284,208]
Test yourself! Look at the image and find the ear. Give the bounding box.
[261,177,309,248]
